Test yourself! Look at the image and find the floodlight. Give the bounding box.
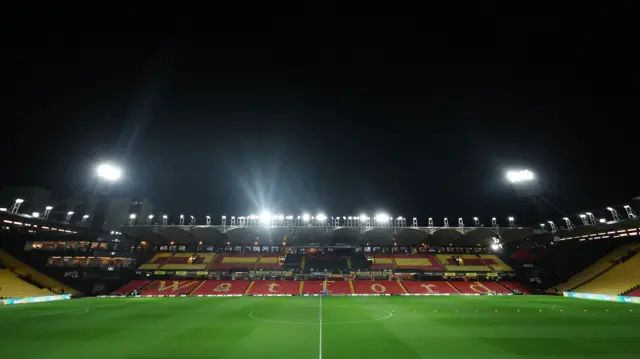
[562,217,569,220]
[96,163,122,181]
[316,213,327,221]
[599,218,606,223]
[508,216,514,221]
[375,213,389,222]
[45,206,53,210]
[359,214,367,221]
[506,169,534,183]
[579,214,586,218]
[32,212,40,217]
[68,211,74,215]
[473,217,478,221]
[129,213,136,219]
[606,207,614,211]
[302,213,310,221]
[148,214,154,219]
[162,214,168,219]
[83,214,89,219]
[278,214,284,220]
[260,212,272,224]
[15,198,24,204]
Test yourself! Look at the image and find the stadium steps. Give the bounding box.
[346,256,352,269]
[446,281,461,293]
[243,281,255,295]
[349,280,355,294]
[0,250,80,296]
[397,280,409,293]
[299,281,304,295]
[300,255,306,270]
[191,280,207,294]
[573,251,640,295]
[556,243,640,292]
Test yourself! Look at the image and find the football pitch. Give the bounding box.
[1,295,639,358]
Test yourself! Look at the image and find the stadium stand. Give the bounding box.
[255,255,284,269]
[452,281,510,294]
[191,280,250,295]
[0,269,54,298]
[370,254,395,269]
[556,243,640,292]
[247,280,300,295]
[437,254,492,272]
[305,253,348,272]
[573,252,640,295]
[499,281,530,294]
[140,280,202,296]
[402,281,460,294]
[159,253,216,270]
[138,253,172,270]
[284,254,302,269]
[349,253,369,269]
[210,254,259,270]
[0,249,79,295]
[626,286,640,297]
[112,280,151,295]
[353,280,405,295]
[301,280,352,294]
[479,254,513,271]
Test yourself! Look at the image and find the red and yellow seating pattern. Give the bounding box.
[140,280,202,295]
[452,281,510,294]
[255,255,284,268]
[117,279,529,296]
[403,281,460,294]
[479,254,513,271]
[191,280,251,295]
[353,280,405,295]
[247,280,300,295]
[138,253,172,270]
[370,254,445,271]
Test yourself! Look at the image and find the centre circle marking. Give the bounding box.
[249,306,393,325]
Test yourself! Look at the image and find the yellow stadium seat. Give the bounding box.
[573,252,640,295]
[0,270,54,298]
[557,243,640,292]
[0,250,79,295]
[394,258,432,266]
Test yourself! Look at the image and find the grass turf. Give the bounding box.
[0,295,639,358]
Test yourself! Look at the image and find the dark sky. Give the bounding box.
[3,6,639,226]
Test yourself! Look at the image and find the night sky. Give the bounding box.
[3,7,638,226]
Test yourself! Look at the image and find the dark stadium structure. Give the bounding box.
[1,206,640,298]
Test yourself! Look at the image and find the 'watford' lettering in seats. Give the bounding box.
[353,280,404,295]
[402,281,459,294]
[302,281,352,294]
[247,280,300,295]
[452,281,511,294]
[191,280,250,295]
[140,280,201,295]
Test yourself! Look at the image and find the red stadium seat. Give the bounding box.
[452,281,510,294]
[191,280,250,295]
[301,280,352,295]
[247,280,300,295]
[499,281,531,294]
[353,280,405,295]
[140,280,202,296]
[402,281,460,294]
[112,280,151,295]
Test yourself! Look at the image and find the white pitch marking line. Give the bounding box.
[319,295,323,359]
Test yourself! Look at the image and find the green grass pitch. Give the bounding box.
[1,295,639,358]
